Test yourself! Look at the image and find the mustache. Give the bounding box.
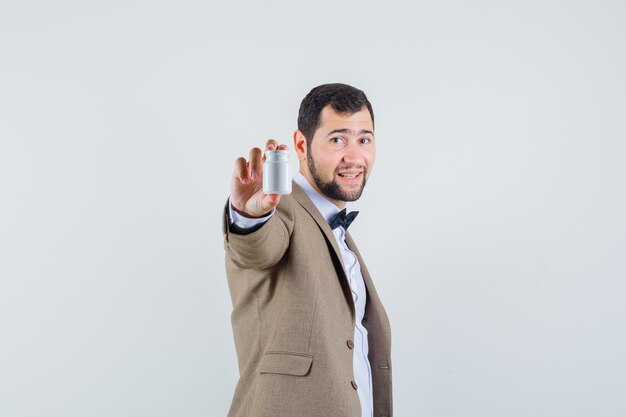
[334,165,366,174]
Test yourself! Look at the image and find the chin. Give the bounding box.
[340,186,365,201]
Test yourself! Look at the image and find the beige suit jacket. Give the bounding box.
[222,181,392,417]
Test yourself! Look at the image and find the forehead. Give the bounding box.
[317,105,373,133]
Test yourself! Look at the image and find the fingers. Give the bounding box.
[266,139,279,151]
[265,139,289,152]
[248,147,263,180]
[234,140,290,184]
[234,157,248,183]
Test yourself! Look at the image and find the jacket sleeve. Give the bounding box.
[221,196,295,270]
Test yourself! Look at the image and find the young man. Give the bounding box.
[222,83,392,417]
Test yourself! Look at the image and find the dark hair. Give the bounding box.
[297,83,374,146]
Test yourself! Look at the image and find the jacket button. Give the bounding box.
[351,380,358,390]
[346,339,354,349]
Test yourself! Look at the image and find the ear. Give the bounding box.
[293,130,307,161]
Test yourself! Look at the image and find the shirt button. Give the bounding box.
[237,222,245,228]
[351,380,358,390]
[346,339,354,349]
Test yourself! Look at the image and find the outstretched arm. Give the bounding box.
[222,139,293,269]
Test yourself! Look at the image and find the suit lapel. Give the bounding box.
[291,181,347,274]
[290,181,355,317]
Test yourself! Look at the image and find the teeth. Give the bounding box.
[340,173,358,179]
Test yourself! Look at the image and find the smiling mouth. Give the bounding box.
[337,172,363,180]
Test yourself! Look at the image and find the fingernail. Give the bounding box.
[251,171,257,180]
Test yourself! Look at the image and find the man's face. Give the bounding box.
[295,105,376,208]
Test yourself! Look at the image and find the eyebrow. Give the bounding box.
[326,128,375,137]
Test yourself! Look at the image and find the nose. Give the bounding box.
[342,144,365,166]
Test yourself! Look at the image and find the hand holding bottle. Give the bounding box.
[230,139,290,218]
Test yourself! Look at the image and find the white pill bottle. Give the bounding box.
[263,150,292,194]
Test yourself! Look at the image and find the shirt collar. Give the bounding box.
[293,171,342,225]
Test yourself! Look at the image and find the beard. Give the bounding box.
[307,152,368,202]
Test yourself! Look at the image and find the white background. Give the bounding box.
[1,1,625,416]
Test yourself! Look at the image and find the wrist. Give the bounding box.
[231,203,272,219]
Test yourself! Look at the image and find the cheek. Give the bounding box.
[366,150,376,167]
[312,155,336,177]
[318,153,341,170]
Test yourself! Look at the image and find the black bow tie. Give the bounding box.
[329,208,359,231]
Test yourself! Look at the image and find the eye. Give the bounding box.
[330,137,345,144]
[360,137,372,144]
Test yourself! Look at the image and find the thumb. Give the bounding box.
[261,193,281,212]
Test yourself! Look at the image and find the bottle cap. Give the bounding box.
[265,150,290,161]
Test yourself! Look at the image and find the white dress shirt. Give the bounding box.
[228,172,374,417]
